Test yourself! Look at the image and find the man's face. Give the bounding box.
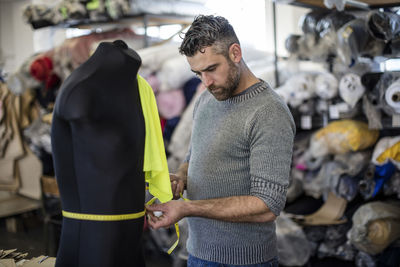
[187,46,240,101]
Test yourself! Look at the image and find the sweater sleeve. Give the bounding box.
[247,99,295,216]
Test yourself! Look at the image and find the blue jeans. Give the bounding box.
[187,254,279,267]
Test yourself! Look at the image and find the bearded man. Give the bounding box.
[147,15,296,267]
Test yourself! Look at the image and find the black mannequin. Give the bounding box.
[51,40,146,267]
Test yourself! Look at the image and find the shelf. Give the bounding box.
[285,0,400,10]
[69,13,193,30]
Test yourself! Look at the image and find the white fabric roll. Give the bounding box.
[384,79,400,113]
[315,72,338,100]
[286,73,316,108]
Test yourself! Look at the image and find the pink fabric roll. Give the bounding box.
[156,89,185,120]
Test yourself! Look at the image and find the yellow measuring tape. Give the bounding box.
[61,192,189,255]
[62,210,145,221]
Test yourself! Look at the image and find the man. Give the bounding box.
[146,15,295,266]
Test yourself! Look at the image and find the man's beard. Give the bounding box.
[208,60,240,101]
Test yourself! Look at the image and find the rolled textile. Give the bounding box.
[384,79,400,114]
[315,72,338,100]
[367,11,400,42]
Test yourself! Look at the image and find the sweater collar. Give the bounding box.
[224,79,268,104]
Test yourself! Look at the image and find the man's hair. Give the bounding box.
[179,15,240,58]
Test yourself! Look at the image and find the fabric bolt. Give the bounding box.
[350,201,400,255]
[158,56,195,92]
[309,120,379,158]
[384,79,400,113]
[372,136,400,168]
[182,77,201,105]
[276,213,311,266]
[383,172,400,198]
[371,162,396,197]
[367,11,400,42]
[156,89,186,120]
[315,72,338,100]
[185,80,295,265]
[163,116,180,142]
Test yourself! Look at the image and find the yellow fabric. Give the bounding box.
[314,120,379,154]
[376,141,400,164]
[137,75,172,203]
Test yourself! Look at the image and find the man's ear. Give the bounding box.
[229,43,242,63]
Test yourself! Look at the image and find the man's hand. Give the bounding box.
[146,201,185,229]
[170,173,185,200]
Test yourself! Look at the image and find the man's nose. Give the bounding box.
[202,73,213,87]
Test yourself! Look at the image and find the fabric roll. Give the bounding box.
[300,10,330,37]
[375,73,400,116]
[309,120,379,158]
[350,201,400,255]
[336,174,359,201]
[355,251,377,267]
[372,136,400,168]
[339,73,365,108]
[337,18,384,66]
[276,213,311,266]
[367,11,400,42]
[383,171,400,199]
[316,11,356,38]
[286,73,316,108]
[315,72,338,100]
[285,34,301,54]
[156,89,185,120]
[384,79,400,114]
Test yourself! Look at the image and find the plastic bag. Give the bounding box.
[317,11,356,39]
[324,0,347,11]
[339,73,365,108]
[316,11,356,53]
[300,10,330,37]
[337,19,384,66]
[367,11,400,42]
[349,201,400,255]
[276,213,312,266]
[309,120,379,158]
[372,136,400,168]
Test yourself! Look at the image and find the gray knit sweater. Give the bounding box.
[184,80,295,265]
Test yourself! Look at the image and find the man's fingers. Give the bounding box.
[147,215,169,229]
[145,203,161,212]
